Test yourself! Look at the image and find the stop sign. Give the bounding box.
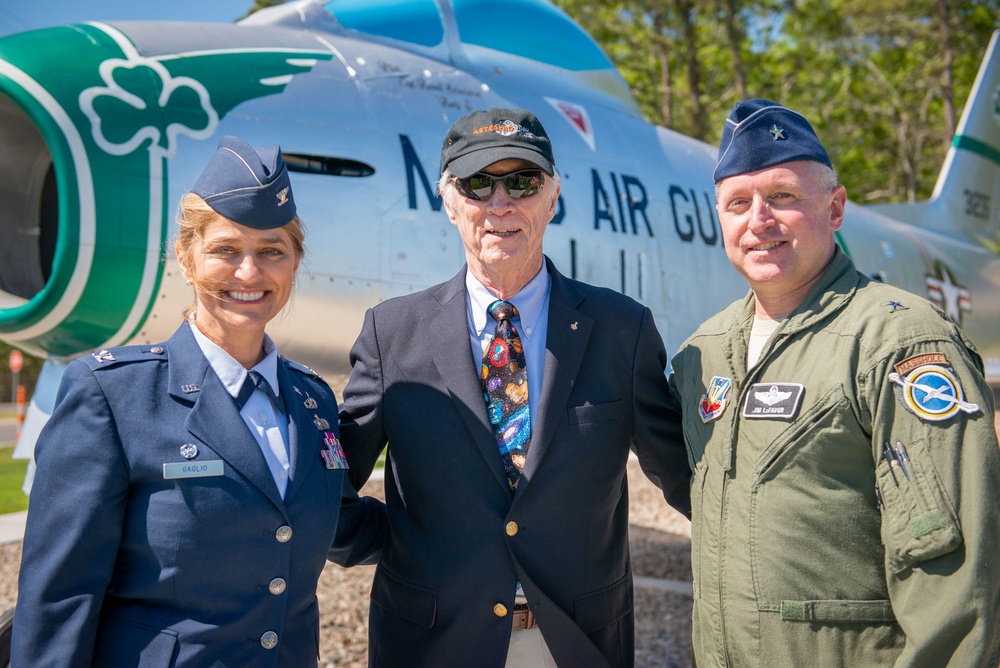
[8,350,23,373]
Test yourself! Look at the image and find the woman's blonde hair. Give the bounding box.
[174,192,305,319]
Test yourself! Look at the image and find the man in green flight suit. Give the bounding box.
[668,98,1000,666]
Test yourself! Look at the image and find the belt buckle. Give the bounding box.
[511,603,537,631]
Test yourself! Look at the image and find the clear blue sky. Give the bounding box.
[0,0,259,37]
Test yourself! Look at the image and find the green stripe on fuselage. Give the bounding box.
[953,135,1000,166]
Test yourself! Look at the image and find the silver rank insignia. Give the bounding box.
[92,349,115,363]
[313,415,331,430]
[180,443,199,459]
[888,353,979,421]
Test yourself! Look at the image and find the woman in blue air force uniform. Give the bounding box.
[12,136,387,667]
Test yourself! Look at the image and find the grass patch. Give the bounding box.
[0,446,28,514]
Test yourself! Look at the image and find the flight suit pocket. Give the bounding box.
[780,599,895,623]
[370,564,438,628]
[689,460,708,601]
[876,438,962,573]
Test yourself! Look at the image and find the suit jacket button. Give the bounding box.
[493,603,508,617]
[275,525,293,542]
[505,521,518,536]
[268,578,286,595]
[260,631,278,649]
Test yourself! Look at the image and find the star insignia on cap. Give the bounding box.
[886,300,907,312]
[769,124,786,140]
[276,186,290,206]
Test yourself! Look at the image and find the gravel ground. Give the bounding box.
[0,458,692,667]
[2,398,997,666]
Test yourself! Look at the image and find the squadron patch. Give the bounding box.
[888,353,979,422]
[698,376,732,423]
[742,382,805,419]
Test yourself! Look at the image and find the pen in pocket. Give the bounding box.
[893,440,910,481]
[883,441,899,486]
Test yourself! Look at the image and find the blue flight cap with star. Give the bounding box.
[191,135,297,229]
[713,98,832,183]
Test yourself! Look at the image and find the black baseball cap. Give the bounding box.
[441,107,555,178]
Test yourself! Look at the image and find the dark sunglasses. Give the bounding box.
[454,169,545,201]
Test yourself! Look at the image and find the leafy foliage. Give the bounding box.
[552,0,1000,204]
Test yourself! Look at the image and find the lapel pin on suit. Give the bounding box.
[571,322,578,330]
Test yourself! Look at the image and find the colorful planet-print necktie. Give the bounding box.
[482,300,531,490]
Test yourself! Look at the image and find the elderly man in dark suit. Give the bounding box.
[339,107,691,667]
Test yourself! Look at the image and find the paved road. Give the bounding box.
[0,420,15,445]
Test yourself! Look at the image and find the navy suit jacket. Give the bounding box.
[339,258,690,668]
[13,323,387,668]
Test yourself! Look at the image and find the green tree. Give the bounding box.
[552,0,999,203]
[242,0,286,20]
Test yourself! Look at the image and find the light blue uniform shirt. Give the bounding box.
[189,320,291,498]
[465,264,551,454]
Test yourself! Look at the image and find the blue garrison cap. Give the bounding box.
[713,98,832,183]
[191,135,296,229]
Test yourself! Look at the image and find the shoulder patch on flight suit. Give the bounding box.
[888,353,979,422]
[742,382,805,419]
[699,376,732,423]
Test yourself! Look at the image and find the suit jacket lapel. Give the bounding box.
[278,361,323,505]
[427,268,512,493]
[519,259,593,489]
[167,324,286,513]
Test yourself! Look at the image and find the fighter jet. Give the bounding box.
[1,0,998,472]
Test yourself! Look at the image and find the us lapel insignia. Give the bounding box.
[181,384,200,394]
[698,376,732,423]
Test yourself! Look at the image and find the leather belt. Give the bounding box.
[511,603,538,631]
